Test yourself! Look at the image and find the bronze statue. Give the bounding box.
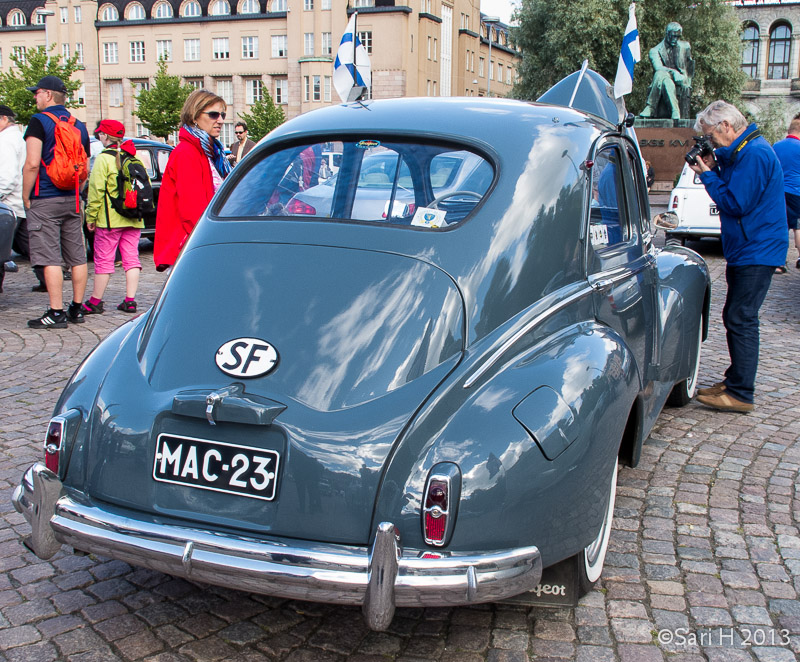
[640,22,694,120]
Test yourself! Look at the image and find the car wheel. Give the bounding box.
[575,459,617,596]
[667,318,703,406]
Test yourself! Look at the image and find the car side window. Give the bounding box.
[137,150,155,179]
[625,148,650,239]
[590,148,629,250]
[156,150,171,178]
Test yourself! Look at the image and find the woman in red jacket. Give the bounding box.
[154,89,232,270]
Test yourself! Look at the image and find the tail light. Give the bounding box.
[422,463,461,547]
[286,199,317,215]
[671,196,678,209]
[43,418,65,473]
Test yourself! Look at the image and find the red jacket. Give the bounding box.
[154,127,215,267]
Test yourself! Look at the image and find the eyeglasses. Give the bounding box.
[203,111,226,120]
[235,130,245,135]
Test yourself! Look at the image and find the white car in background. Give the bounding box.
[665,163,721,245]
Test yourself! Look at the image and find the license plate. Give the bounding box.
[153,434,279,501]
[710,205,719,215]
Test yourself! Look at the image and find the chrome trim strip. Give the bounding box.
[14,464,543,630]
[464,287,592,389]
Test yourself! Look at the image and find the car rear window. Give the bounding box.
[216,139,494,228]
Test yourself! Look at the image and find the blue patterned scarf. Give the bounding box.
[183,124,232,179]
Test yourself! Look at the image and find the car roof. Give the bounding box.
[132,138,171,148]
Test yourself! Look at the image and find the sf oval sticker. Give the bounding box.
[215,338,278,378]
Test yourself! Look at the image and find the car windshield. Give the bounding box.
[216,139,494,228]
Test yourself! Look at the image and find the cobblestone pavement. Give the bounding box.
[0,239,798,662]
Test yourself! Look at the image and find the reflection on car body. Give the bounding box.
[13,69,710,632]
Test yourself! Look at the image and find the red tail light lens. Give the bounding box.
[44,419,64,473]
[423,478,449,546]
[286,199,317,215]
[671,197,678,209]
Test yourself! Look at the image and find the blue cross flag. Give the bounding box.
[333,13,372,103]
[613,4,640,99]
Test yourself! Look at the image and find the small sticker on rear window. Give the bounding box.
[356,139,381,149]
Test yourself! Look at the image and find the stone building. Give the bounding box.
[0,0,519,141]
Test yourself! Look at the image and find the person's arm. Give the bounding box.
[695,149,772,218]
[85,153,109,228]
[22,137,42,210]
[174,148,212,231]
[0,138,15,199]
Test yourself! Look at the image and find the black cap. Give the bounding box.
[26,75,68,94]
[0,105,16,119]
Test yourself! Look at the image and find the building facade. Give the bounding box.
[0,0,519,141]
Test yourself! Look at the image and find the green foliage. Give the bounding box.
[0,46,82,124]
[237,93,285,142]
[751,98,789,144]
[512,0,747,117]
[133,59,193,139]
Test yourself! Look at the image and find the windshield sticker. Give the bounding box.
[356,139,381,149]
[411,207,448,229]
[590,224,609,246]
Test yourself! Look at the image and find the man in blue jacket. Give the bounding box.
[689,100,788,413]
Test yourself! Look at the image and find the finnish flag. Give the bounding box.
[613,4,640,99]
[333,13,372,103]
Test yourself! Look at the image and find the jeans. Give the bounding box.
[722,264,774,403]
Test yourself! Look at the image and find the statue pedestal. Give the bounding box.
[635,119,695,190]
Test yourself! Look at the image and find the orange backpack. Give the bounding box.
[35,111,89,212]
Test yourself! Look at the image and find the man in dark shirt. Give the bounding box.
[22,76,91,329]
[228,121,256,166]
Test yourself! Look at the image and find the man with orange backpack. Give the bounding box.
[21,76,90,329]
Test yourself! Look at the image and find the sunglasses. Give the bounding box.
[235,131,245,135]
[203,111,226,120]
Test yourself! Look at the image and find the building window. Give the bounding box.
[304,0,313,10]
[75,6,82,23]
[324,75,331,102]
[130,41,146,62]
[184,38,200,60]
[9,9,26,26]
[181,0,201,16]
[136,123,147,136]
[34,10,47,24]
[12,46,26,64]
[275,78,288,104]
[506,66,511,84]
[210,0,230,15]
[427,36,431,60]
[246,78,263,104]
[741,23,759,78]
[127,3,146,20]
[60,7,68,23]
[433,37,437,61]
[220,122,234,145]
[271,0,287,10]
[321,0,330,9]
[108,81,123,106]
[358,31,372,55]
[99,4,118,21]
[62,44,70,59]
[154,2,173,18]
[76,43,84,64]
[77,84,85,104]
[213,37,230,59]
[133,80,149,107]
[104,42,119,64]
[216,78,233,103]
[186,78,203,88]
[321,32,332,55]
[353,0,373,6]
[304,76,321,101]
[239,0,260,12]
[242,36,258,59]
[304,33,314,56]
[272,35,288,57]
[479,57,484,77]
[768,23,791,79]
[157,39,172,61]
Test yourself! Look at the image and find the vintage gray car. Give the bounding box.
[14,70,710,630]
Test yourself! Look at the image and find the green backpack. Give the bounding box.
[102,148,156,221]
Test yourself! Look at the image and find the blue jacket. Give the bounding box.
[699,123,788,267]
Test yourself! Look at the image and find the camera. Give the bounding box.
[685,136,714,166]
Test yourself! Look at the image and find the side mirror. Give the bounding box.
[653,211,678,231]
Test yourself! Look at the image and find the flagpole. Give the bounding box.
[353,12,358,98]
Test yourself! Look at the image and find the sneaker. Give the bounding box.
[696,391,753,413]
[66,302,85,324]
[697,382,725,396]
[28,309,67,329]
[4,260,18,273]
[796,257,800,269]
[31,283,48,293]
[82,300,104,314]
[117,299,137,313]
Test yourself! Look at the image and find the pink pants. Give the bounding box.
[93,227,142,274]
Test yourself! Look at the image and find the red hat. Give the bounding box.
[120,140,136,156]
[95,119,125,138]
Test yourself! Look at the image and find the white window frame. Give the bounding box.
[157,39,172,61]
[154,2,174,18]
[304,33,314,56]
[239,0,260,13]
[182,0,201,16]
[321,0,330,9]
[246,78,263,104]
[60,7,68,23]
[130,40,146,63]
[108,81,123,107]
[275,78,288,104]
[358,30,372,55]
[61,43,70,59]
[76,42,84,64]
[9,10,26,26]
[242,36,258,59]
[216,78,233,104]
[127,3,146,20]
[103,42,119,64]
[321,32,332,55]
[271,0,287,10]
[304,0,313,9]
[210,0,230,15]
[184,38,200,61]
[212,37,230,60]
[271,35,287,57]
[74,6,82,23]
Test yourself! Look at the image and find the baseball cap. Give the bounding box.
[95,119,125,138]
[0,105,16,119]
[26,75,68,94]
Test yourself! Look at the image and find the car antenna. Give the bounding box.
[567,59,589,109]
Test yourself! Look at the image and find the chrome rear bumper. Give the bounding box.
[13,464,542,630]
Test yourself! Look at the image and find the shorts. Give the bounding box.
[93,227,142,274]
[785,192,800,230]
[27,196,86,268]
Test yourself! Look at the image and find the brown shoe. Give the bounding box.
[697,382,726,396]
[696,392,753,413]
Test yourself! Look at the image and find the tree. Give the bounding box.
[238,93,285,141]
[134,59,193,139]
[512,0,746,118]
[0,46,82,124]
